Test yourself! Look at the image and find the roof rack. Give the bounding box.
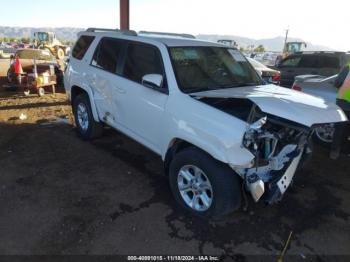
[86,28,137,36]
[139,31,196,39]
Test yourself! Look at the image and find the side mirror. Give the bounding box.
[142,74,163,89]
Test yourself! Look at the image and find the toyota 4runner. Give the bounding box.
[64,28,347,218]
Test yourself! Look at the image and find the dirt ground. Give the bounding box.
[0,79,349,262]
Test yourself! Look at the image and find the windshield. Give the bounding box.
[37,32,49,42]
[169,47,262,93]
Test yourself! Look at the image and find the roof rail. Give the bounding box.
[139,31,196,39]
[86,28,137,36]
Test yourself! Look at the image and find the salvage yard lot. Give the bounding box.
[0,83,349,261]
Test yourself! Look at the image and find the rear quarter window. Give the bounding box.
[72,35,95,60]
[318,55,340,69]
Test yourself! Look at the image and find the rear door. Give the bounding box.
[113,41,169,153]
[89,37,125,123]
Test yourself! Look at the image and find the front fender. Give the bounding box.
[161,94,255,167]
[165,132,255,168]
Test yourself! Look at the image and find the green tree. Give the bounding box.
[254,45,266,53]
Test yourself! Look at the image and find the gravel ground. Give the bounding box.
[0,83,349,262]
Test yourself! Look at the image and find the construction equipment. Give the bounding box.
[283,41,307,58]
[218,39,238,48]
[34,32,70,60]
[282,28,307,59]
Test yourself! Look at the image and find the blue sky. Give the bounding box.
[0,0,349,51]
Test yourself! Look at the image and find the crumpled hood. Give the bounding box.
[191,84,348,127]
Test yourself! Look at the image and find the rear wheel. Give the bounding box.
[169,147,242,218]
[73,93,103,140]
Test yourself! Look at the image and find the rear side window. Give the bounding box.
[280,56,301,67]
[72,35,95,60]
[298,55,319,68]
[91,38,123,73]
[318,55,340,69]
[123,43,164,83]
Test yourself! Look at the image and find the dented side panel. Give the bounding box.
[160,93,256,167]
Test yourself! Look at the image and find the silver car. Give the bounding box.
[292,75,338,144]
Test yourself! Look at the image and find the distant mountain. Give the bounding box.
[0,26,84,41]
[197,34,333,52]
[0,26,334,51]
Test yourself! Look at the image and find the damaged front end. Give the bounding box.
[234,105,313,204]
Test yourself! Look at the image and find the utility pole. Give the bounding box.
[120,0,130,30]
[283,27,289,53]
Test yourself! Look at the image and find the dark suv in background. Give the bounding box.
[276,52,350,87]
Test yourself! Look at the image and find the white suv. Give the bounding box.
[64,28,347,218]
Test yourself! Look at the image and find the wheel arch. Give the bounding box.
[163,138,226,176]
[71,85,100,122]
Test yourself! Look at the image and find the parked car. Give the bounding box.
[7,49,63,85]
[292,75,338,144]
[247,57,281,84]
[64,28,347,218]
[276,52,350,87]
[256,52,280,67]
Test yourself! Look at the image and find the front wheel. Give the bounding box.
[169,147,242,218]
[73,93,103,140]
[314,124,334,147]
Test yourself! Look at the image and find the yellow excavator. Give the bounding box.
[34,32,70,60]
[282,41,307,59]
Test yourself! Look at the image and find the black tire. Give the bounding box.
[73,93,103,140]
[7,69,13,83]
[169,147,242,219]
[312,130,333,148]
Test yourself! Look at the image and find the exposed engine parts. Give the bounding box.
[236,105,313,203]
